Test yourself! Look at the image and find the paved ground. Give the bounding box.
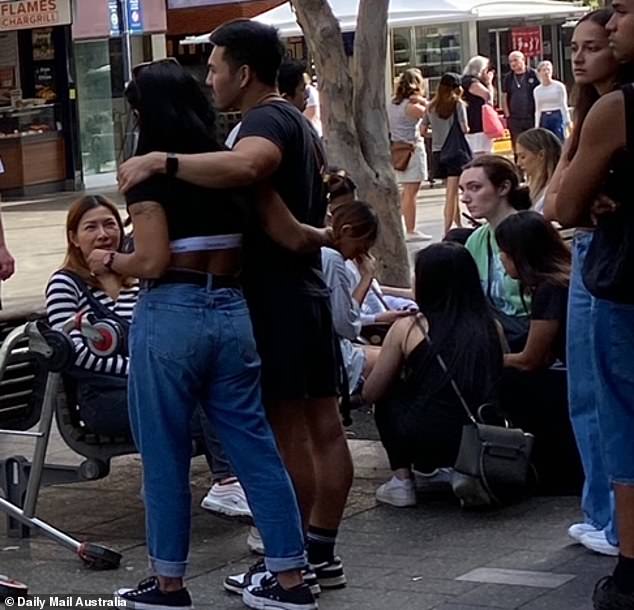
[0,185,612,609]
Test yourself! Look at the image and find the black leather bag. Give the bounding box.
[439,108,473,169]
[418,320,534,508]
[582,85,634,305]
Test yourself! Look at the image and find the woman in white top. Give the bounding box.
[516,128,562,214]
[533,61,571,141]
[387,69,430,241]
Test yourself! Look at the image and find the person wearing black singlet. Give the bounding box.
[87,60,316,610]
[554,3,634,606]
[116,20,351,606]
[362,243,502,508]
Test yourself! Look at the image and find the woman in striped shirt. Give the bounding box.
[45,195,138,435]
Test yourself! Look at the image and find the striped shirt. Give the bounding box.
[45,271,139,376]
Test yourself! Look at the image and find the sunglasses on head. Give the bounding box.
[131,57,181,79]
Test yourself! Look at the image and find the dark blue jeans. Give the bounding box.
[128,280,305,577]
[539,110,564,141]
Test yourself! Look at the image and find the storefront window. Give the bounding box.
[414,26,463,93]
[392,26,463,94]
[75,41,117,179]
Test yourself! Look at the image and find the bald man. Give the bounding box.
[502,51,539,152]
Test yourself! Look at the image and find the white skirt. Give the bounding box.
[466,132,493,155]
[395,140,428,184]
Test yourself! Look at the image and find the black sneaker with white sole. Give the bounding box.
[115,577,192,610]
[310,556,346,589]
[224,559,268,595]
[242,574,317,610]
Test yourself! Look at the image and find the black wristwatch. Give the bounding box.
[166,152,179,177]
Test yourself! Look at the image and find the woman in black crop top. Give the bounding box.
[85,60,309,608]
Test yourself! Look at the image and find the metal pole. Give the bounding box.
[121,0,133,83]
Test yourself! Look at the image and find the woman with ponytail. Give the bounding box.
[460,155,532,349]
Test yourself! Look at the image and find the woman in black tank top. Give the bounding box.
[362,242,503,508]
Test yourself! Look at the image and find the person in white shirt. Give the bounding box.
[533,61,571,141]
[304,79,323,137]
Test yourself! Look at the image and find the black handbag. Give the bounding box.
[418,320,534,508]
[439,108,473,169]
[582,84,634,304]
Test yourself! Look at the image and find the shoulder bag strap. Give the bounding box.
[57,269,131,332]
[414,317,477,425]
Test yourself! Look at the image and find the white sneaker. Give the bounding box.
[200,480,252,519]
[406,231,432,242]
[580,530,619,556]
[246,526,265,555]
[414,467,453,491]
[568,522,601,543]
[376,476,416,507]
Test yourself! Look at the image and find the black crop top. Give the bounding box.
[125,174,248,241]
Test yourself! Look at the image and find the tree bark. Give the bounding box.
[290,0,410,286]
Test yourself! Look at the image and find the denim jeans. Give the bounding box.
[592,297,634,487]
[568,232,617,544]
[128,280,305,577]
[539,110,564,141]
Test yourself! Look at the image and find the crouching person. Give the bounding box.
[363,243,503,507]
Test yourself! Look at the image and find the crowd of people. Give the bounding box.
[0,5,623,610]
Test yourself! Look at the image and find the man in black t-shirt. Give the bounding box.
[117,19,352,608]
[502,51,539,152]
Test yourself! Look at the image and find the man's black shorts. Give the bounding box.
[247,291,339,402]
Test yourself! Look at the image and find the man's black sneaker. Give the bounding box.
[310,556,346,589]
[593,575,634,609]
[242,574,317,610]
[115,577,192,610]
[224,559,321,597]
[224,559,268,595]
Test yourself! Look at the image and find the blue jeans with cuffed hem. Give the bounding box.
[568,232,617,545]
[592,296,634,488]
[128,281,306,578]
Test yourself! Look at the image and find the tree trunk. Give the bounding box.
[291,0,411,286]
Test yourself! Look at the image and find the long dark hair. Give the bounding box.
[125,59,223,155]
[411,242,502,405]
[429,72,462,119]
[568,9,634,160]
[495,211,571,293]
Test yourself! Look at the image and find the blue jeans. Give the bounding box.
[592,297,634,486]
[568,232,617,544]
[539,110,564,141]
[128,280,305,577]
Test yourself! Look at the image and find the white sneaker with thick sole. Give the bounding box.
[568,522,601,543]
[406,231,432,242]
[375,476,416,507]
[414,467,453,491]
[247,527,265,555]
[200,480,252,519]
[580,530,619,556]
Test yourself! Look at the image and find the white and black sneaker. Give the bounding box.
[310,557,347,589]
[224,560,320,597]
[242,574,317,610]
[115,577,192,610]
[224,559,268,595]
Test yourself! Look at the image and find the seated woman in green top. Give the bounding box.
[459,155,532,350]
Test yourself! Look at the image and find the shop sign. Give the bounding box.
[511,26,542,58]
[0,0,72,32]
[108,0,120,36]
[127,0,143,33]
